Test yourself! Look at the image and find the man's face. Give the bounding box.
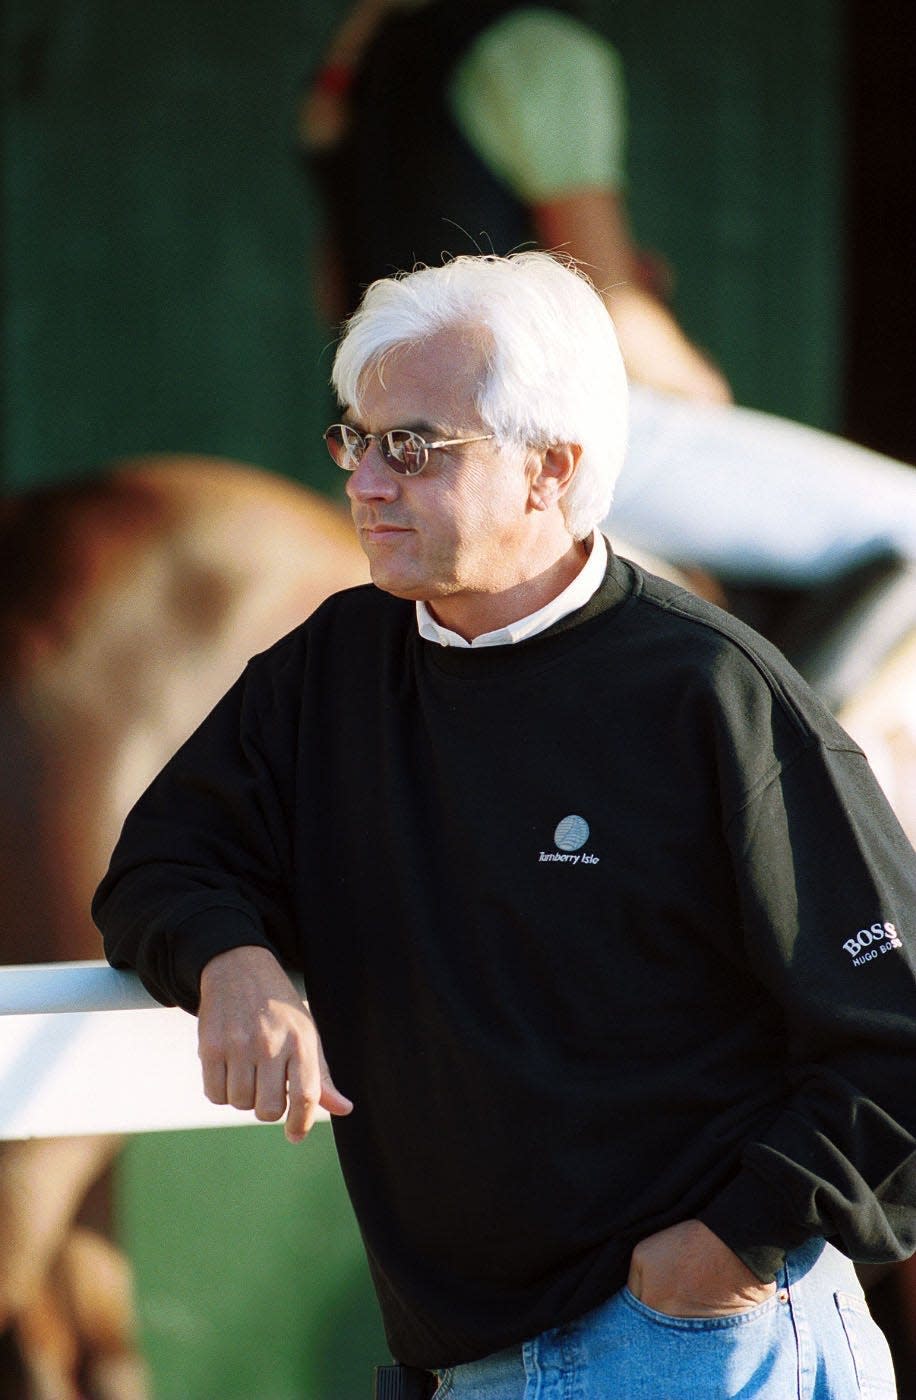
[344,326,538,618]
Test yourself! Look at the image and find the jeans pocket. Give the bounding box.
[834,1292,897,1398]
[621,1285,780,1330]
[604,1286,798,1398]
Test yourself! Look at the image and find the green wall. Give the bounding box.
[605,0,843,423]
[2,2,845,1395]
[2,0,341,490]
[119,1127,386,1400]
[2,0,843,494]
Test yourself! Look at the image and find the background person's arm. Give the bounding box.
[451,8,731,402]
[532,189,731,403]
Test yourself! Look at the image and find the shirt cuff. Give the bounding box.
[697,1169,814,1283]
[164,905,281,1013]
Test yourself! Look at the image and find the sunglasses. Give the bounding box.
[324,423,495,477]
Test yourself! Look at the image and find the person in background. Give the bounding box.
[299,0,916,591]
[95,251,915,1399]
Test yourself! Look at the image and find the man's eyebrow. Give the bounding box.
[341,415,444,436]
[401,420,441,436]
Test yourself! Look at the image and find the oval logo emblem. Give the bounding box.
[554,815,590,852]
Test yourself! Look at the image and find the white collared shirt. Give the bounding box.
[416,529,608,648]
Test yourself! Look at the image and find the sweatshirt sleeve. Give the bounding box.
[92,647,300,1013]
[698,739,916,1279]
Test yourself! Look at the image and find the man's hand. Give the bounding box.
[197,946,353,1143]
[627,1220,776,1317]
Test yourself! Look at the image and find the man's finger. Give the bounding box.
[200,1055,228,1106]
[284,1059,321,1144]
[226,1062,257,1111]
[253,1061,289,1124]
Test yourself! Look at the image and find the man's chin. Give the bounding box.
[367,565,424,601]
[367,565,455,604]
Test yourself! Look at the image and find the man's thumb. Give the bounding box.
[318,1045,354,1115]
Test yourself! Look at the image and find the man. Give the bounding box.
[94,253,915,1397]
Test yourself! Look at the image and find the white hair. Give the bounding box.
[330,251,628,540]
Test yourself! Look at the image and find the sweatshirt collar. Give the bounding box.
[416,529,608,649]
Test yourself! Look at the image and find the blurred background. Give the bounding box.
[1,1,914,1397]
[5,0,914,498]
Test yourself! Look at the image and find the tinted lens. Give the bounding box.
[383,430,427,475]
[324,424,362,469]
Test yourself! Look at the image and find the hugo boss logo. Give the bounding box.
[539,814,600,865]
[843,921,902,967]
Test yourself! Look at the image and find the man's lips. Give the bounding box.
[358,522,413,541]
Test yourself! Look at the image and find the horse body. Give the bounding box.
[0,458,367,1397]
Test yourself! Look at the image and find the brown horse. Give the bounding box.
[0,456,368,1397]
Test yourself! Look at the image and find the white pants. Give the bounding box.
[609,386,916,585]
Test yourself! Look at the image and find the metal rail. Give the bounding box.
[0,960,312,1139]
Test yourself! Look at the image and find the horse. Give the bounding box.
[0,455,368,1397]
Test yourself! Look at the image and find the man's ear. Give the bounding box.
[528,443,583,512]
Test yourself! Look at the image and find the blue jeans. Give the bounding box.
[432,1240,896,1399]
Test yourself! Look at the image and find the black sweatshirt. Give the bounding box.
[93,553,916,1368]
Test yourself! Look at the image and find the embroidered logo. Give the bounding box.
[842,921,902,967]
[538,814,599,865]
[554,815,590,851]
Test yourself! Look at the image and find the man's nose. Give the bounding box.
[345,443,400,502]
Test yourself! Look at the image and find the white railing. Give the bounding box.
[0,960,314,1140]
